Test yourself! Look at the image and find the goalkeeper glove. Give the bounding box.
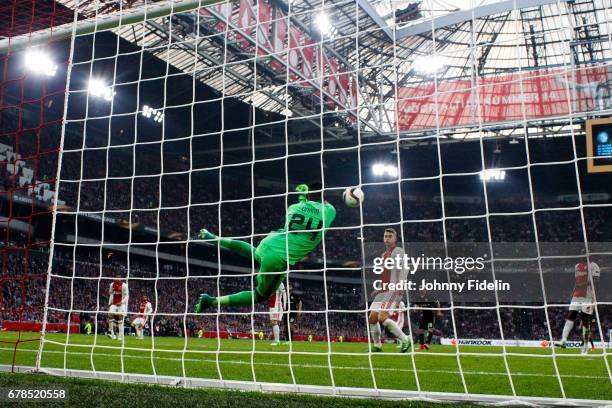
[296,184,309,202]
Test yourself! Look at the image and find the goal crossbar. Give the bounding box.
[0,0,226,55]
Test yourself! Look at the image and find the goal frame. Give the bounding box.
[3,0,610,405]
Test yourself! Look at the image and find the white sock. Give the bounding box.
[118,321,124,338]
[108,321,115,335]
[561,320,574,342]
[273,324,280,342]
[383,318,408,342]
[136,327,141,337]
[369,323,382,347]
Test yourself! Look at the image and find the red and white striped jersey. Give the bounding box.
[380,246,408,290]
[391,301,406,329]
[572,262,599,299]
[268,282,287,310]
[109,281,129,307]
[137,301,152,319]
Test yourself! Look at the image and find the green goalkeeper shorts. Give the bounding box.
[254,246,288,299]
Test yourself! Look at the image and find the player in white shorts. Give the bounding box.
[556,262,600,353]
[368,228,410,353]
[268,281,286,346]
[108,274,129,340]
[392,301,406,330]
[391,301,407,348]
[131,295,152,339]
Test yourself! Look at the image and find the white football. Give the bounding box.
[343,187,364,208]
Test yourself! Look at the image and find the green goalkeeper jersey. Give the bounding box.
[257,200,336,265]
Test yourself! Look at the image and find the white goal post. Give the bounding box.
[2,0,610,405]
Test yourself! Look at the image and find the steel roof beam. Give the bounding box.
[395,0,570,39]
[355,0,393,41]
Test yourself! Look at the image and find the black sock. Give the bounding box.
[419,333,425,345]
[426,332,433,344]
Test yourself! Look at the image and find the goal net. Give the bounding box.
[1,0,611,405]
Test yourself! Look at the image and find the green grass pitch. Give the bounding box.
[0,372,478,408]
[1,332,610,403]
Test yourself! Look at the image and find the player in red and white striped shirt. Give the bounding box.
[390,301,408,349]
[269,281,286,346]
[556,262,600,352]
[107,274,129,340]
[131,296,152,340]
[368,228,410,353]
[391,301,406,331]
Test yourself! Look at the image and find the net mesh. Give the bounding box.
[0,0,611,404]
[0,0,71,369]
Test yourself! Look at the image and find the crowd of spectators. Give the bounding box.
[2,244,609,342]
[2,138,612,343]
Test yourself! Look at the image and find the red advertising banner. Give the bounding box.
[199,0,360,113]
[300,38,315,80]
[396,66,611,131]
[338,71,350,105]
[327,56,340,99]
[237,0,255,47]
[256,0,272,56]
[349,74,358,120]
[270,13,287,72]
[198,2,233,32]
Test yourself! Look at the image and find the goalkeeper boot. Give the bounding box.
[371,345,383,353]
[400,340,411,353]
[198,228,217,241]
[554,340,567,349]
[195,293,216,313]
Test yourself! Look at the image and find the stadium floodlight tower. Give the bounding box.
[88,79,116,101]
[412,55,448,75]
[0,0,610,406]
[372,163,399,178]
[24,49,58,77]
[480,169,506,182]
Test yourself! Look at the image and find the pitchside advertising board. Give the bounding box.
[396,65,612,130]
[441,338,610,348]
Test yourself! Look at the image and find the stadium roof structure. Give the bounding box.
[8,0,612,143]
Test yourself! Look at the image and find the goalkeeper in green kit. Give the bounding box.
[194,182,336,311]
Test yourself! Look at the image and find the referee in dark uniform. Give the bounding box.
[283,284,302,342]
[414,289,441,350]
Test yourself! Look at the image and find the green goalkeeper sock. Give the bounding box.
[214,290,261,307]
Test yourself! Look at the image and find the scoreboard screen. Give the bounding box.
[586,117,612,173]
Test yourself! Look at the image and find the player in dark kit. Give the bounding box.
[579,311,596,354]
[414,290,441,350]
[283,283,302,342]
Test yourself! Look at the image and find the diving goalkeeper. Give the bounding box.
[194,182,336,311]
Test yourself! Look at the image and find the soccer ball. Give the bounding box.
[343,187,364,208]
